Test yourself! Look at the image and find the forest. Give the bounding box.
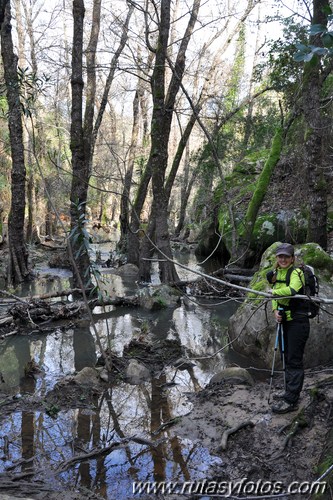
[1,0,333,499]
[0,0,332,289]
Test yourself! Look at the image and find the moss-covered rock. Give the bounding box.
[228,242,333,368]
[195,148,310,265]
[138,284,181,310]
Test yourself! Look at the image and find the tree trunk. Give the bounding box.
[69,0,91,289]
[127,161,152,266]
[175,164,198,238]
[1,0,29,285]
[118,88,140,253]
[232,127,283,266]
[69,0,133,288]
[303,0,329,249]
[139,0,201,283]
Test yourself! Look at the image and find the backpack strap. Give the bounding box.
[273,266,294,286]
[285,266,294,287]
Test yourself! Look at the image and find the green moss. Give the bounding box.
[316,455,333,477]
[240,127,283,240]
[309,386,319,398]
[294,243,333,278]
[246,242,333,308]
[246,265,272,304]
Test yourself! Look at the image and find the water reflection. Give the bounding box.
[0,247,235,498]
[0,380,223,499]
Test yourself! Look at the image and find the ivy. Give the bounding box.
[293,11,333,62]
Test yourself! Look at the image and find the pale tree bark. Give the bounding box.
[14,0,43,244]
[303,0,329,249]
[1,0,29,285]
[13,0,24,66]
[174,145,199,237]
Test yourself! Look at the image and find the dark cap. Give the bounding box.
[275,243,294,256]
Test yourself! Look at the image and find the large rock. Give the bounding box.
[125,359,151,385]
[209,367,254,386]
[138,284,181,310]
[228,242,333,368]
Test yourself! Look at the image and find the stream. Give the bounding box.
[0,239,242,499]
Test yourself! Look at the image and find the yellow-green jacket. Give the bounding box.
[271,265,305,321]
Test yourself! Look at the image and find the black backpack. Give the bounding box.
[285,264,319,319]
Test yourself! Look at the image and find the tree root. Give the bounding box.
[218,420,255,451]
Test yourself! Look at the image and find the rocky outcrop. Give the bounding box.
[227,242,333,368]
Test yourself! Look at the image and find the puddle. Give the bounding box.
[1,403,223,498]
[0,245,239,498]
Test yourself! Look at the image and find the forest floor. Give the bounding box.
[171,366,333,500]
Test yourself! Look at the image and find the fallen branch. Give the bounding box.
[0,295,140,334]
[218,420,254,451]
[0,290,29,304]
[0,329,18,338]
[56,435,162,472]
[0,316,13,326]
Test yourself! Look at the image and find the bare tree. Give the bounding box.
[69,0,134,289]
[137,0,202,283]
[1,0,29,285]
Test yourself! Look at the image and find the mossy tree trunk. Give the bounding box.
[1,0,29,285]
[231,127,283,267]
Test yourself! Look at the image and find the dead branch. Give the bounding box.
[0,290,29,304]
[0,316,13,326]
[56,435,162,472]
[0,329,18,338]
[218,420,254,451]
[0,295,140,334]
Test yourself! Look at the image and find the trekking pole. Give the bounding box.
[279,322,286,390]
[277,307,286,391]
[268,324,280,404]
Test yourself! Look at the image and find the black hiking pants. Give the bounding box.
[282,318,310,404]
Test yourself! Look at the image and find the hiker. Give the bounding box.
[266,243,310,414]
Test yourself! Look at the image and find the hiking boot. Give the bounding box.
[273,391,287,400]
[271,399,298,414]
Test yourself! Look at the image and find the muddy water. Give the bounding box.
[0,246,240,499]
